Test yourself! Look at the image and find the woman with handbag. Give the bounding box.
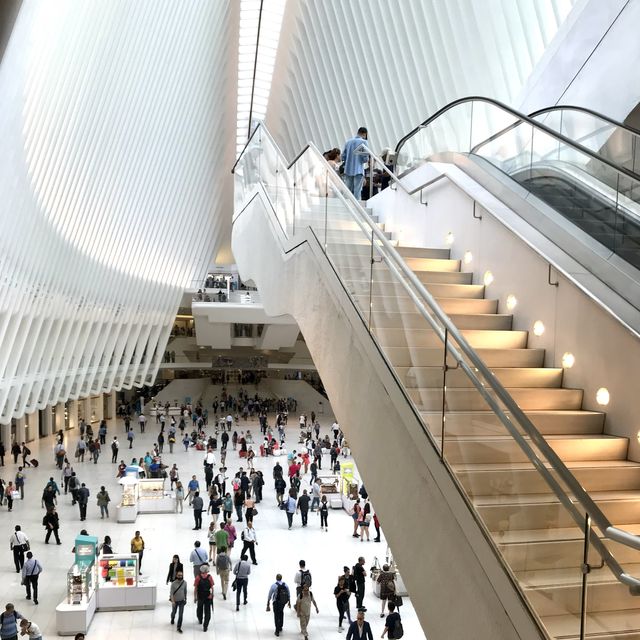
[376,564,396,617]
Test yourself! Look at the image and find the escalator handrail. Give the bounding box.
[237,121,640,593]
[393,96,640,186]
[530,104,640,138]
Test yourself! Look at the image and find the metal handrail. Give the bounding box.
[530,105,640,138]
[236,122,640,593]
[393,96,640,185]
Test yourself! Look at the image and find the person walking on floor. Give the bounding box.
[266,573,291,637]
[96,486,111,519]
[240,521,258,565]
[186,476,199,506]
[189,541,208,578]
[194,564,214,632]
[175,481,184,513]
[166,555,184,585]
[354,556,367,609]
[127,429,134,449]
[42,508,61,544]
[111,437,119,463]
[21,552,43,604]
[215,546,232,601]
[233,553,251,611]
[319,495,329,531]
[0,603,23,640]
[77,483,89,521]
[294,559,312,598]
[346,609,374,640]
[382,601,402,639]
[297,489,311,527]
[284,490,297,530]
[169,569,187,633]
[130,531,145,573]
[192,491,204,530]
[15,468,25,501]
[335,575,352,631]
[10,526,29,573]
[295,584,319,640]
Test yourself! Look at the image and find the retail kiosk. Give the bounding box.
[116,476,174,522]
[56,535,157,636]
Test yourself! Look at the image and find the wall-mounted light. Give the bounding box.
[561,352,575,369]
[506,295,517,311]
[483,271,494,286]
[636,430,640,445]
[596,387,610,406]
[445,231,454,245]
[463,251,473,265]
[532,320,545,337]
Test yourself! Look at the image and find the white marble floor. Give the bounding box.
[0,412,427,639]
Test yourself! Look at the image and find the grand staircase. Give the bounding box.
[319,216,640,639]
[233,122,640,638]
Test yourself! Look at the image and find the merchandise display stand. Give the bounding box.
[56,546,157,635]
[116,477,174,522]
[95,553,157,610]
[56,593,97,636]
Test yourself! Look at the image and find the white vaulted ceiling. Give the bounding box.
[0,0,237,421]
[265,0,578,158]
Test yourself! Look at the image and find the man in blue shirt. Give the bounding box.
[342,127,369,200]
[266,573,291,637]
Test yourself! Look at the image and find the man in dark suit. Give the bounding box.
[346,609,373,640]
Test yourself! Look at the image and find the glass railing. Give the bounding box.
[235,123,640,639]
[394,97,640,271]
[530,106,640,178]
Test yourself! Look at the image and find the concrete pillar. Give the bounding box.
[15,417,26,444]
[83,397,92,425]
[67,400,78,431]
[0,422,11,450]
[107,393,117,430]
[54,403,66,433]
[25,411,39,442]
[42,407,53,437]
[94,395,104,422]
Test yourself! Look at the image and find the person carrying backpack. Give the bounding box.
[294,559,312,597]
[382,601,403,639]
[193,564,214,632]
[266,573,290,637]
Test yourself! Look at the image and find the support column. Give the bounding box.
[83,397,91,422]
[54,403,66,433]
[68,400,78,432]
[94,395,104,423]
[15,417,26,444]
[42,407,53,438]
[25,411,39,443]
[0,422,11,452]
[107,393,117,430]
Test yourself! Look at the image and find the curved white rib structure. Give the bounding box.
[0,0,238,422]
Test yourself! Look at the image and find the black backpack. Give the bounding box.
[196,574,213,599]
[276,582,289,606]
[300,569,312,589]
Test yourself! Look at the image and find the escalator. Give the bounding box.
[233,123,640,640]
[395,97,640,273]
[529,106,640,180]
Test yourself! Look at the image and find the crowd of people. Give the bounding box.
[0,392,408,640]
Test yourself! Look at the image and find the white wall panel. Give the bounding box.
[266,0,576,158]
[0,0,238,423]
